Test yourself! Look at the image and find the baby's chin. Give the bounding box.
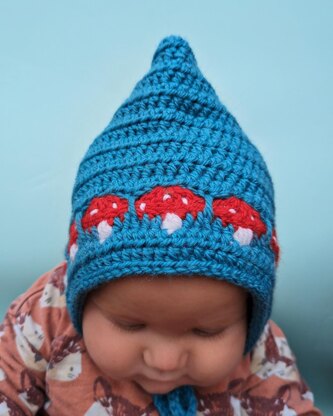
[133,376,188,395]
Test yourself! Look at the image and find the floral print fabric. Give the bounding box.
[0,262,321,415]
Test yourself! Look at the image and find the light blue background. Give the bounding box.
[1,1,332,412]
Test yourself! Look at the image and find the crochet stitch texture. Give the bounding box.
[64,34,280,416]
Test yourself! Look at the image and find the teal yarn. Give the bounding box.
[153,385,197,416]
[65,33,278,353]
[64,34,280,416]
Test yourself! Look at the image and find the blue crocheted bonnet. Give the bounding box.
[64,35,280,416]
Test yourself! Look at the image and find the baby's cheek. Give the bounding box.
[194,333,245,384]
[194,342,229,379]
[86,330,140,378]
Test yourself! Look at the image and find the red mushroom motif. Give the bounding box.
[72,189,274,256]
[81,195,129,243]
[270,228,280,266]
[213,196,267,246]
[68,221,78,260]
[135,185,206,235]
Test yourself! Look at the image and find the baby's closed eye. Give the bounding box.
[111,321,226,339]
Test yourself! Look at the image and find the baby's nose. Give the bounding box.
[143,339,189,373]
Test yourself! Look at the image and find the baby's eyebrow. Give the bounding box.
[99,308,245,329]
[107,313,146,323]
[91,299,142,321]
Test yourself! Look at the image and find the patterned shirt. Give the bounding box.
[0,262,322,415]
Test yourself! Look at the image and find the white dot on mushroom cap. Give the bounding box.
[112,203,118,209]
[229,208,237,214]
[90,209,99,216]
[140,202,146,211]
[163,194,171,201]
[182,197,188,205]
[250,215,255,221]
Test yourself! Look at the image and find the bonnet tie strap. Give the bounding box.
[153,385,197,416]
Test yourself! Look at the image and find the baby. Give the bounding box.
[0,35,322,415]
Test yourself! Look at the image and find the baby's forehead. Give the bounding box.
[88,274,248,326]
[91,273,248,304]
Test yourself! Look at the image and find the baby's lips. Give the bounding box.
[213,196,267,246]
[135,185,206,235]
[81,195,129,243]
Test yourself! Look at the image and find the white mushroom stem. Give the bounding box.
[69,244,78,261]
[97,220,113,243]
[233,227,253,246]
[161,213,183,235]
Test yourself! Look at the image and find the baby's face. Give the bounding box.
[82,274,248,395]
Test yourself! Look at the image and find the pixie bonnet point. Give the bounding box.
[65,34,280,415]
